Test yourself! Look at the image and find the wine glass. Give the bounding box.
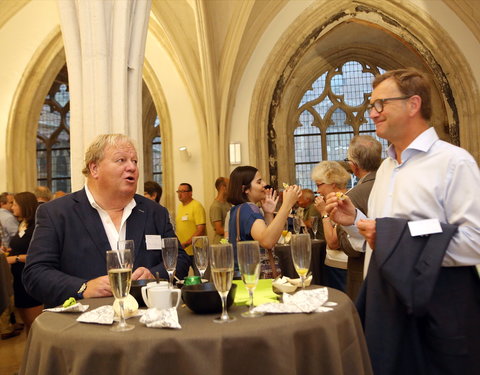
[192,236,209,279]
[311,216,319,239]
[293,216,302,234]
[162,237,178,288]
[107,249,134,332]
[237,241,264,318]
[290,233,311,288]
[210,243,236,323]
[281,220,289,243]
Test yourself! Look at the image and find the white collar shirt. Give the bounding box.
[84,184,137,251]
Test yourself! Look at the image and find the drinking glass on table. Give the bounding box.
[237,241,264,318]
[210,243,236,323]
[293,216,302,234]
[311,216,319,239]
[290,233,311,288]
[107,249,134,332]
[192,236,209,279]
[162,237,178,288]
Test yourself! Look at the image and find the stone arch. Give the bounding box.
[142,60,176,214]
[7,27,65,192]
[250,0,480,186]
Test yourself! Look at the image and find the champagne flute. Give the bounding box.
[293,216,301,234]
[162,237,178,288]
[192,236,209,279]
[290,233,311,288]
[237,241,263,318]
[281,220,289,242]
[107,249,134,332]
[311,216,319,239]
[210,243,236,323]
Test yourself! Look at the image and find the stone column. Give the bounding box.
[57,0,151,190]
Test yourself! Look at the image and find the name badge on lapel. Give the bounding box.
[145,235,162,250]
[408,219,442,237]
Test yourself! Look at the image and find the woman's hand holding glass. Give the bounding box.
[237,241,264,318]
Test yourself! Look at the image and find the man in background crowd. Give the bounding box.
[209,177,231,244]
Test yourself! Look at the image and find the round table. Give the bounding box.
[20,288,372,375]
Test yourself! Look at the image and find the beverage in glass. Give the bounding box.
[210,243,236,323]
[311,216,319,239]
[237,241,263,318]
[107,249,134,331]
[290,233,311,288]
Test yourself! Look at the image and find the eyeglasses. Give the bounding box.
[367,96,412,113]
[176,190,191,193]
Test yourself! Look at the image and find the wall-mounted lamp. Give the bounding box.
[229,143,241,165]
[178,146,191,161]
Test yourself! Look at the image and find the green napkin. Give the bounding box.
[233,279,279,306]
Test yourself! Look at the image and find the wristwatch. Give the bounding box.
[321,214,329,219]
[15,255,20,263]
[76,282,87,299]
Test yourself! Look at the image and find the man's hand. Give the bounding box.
[325,192,356,225]
[83,275,112,298]
[132,267,154,280]
[357,219,376,250]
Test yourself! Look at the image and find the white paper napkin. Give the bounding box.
[43,303,89,313]
[139,307,181,329]
[252,287,333,314]
[77,305,114,325]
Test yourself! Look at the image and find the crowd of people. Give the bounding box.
[1,67,479,375]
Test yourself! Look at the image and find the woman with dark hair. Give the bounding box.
[6,192,42,335]
[227,166,301,274]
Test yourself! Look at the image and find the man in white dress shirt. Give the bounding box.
[326,68,480,374]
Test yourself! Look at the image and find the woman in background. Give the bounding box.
[6,192,42,335]
[227,166,301,275]
[311,161,351,292]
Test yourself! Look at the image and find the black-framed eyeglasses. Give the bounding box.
[176,190,191,193]
[367,96,412,113]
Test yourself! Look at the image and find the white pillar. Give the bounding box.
[57,0,152,190]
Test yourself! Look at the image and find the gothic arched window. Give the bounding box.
[36,66,71,192]
[294,60,388,190]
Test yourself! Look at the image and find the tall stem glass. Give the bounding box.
[107,249,134,332]
[290,233,311,288]
[192,236,209,279]
[162,237,178,288]
[293,216,301,234]
[237,241,263,318]
[311,216,319,239]
[210,243,236,323]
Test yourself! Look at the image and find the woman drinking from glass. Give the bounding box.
[227,166,301,276]
[6,192,42,335]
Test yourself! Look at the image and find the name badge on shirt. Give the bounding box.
[408,219,443,237]
[181,215,188,221]
[145,235,163,250]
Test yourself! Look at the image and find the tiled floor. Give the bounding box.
[0,328,26,375]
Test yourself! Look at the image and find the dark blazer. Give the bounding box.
[357,217,458,375]
[337,171,376,300]
[23,189,190,307]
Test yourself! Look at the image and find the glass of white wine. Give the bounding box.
[162,238,178,289]
[210,243,236,323]
[293,216,302,234]
[237,241,263,318]
[290,233,312,289]
[192,236,209,279]
[107,249,134,332]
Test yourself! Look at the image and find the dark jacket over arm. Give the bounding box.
[23,189,190,307]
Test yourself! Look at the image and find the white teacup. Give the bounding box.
[141,285,181,310]
[145,281,169,289]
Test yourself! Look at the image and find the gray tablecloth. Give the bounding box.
[20,288,371,375]
[275,239,326,285]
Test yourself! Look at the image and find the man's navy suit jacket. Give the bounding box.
[23,189,190,307]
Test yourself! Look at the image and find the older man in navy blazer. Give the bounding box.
[23,134,190,308]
